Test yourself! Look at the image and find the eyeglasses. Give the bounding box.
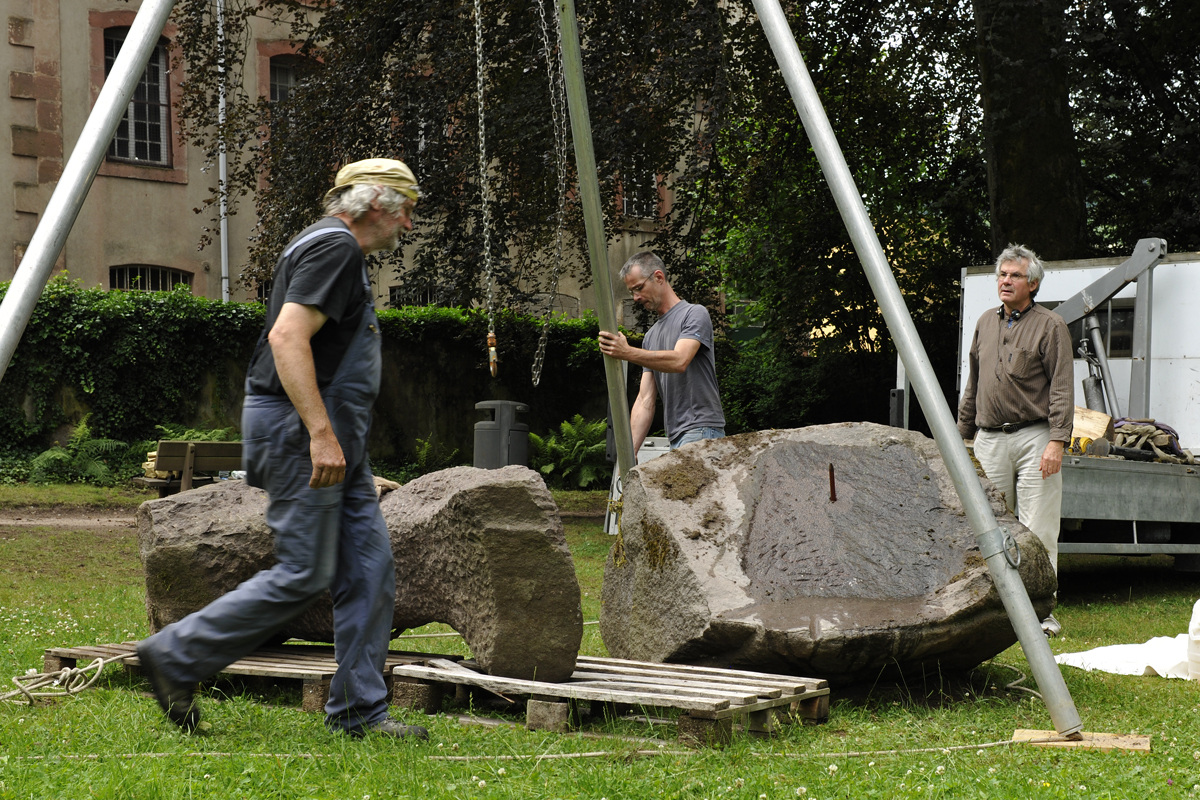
[628,276,651,294]
[997,270,1028,282]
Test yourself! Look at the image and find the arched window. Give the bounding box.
[110,265,193,292]
[104,28,171,166]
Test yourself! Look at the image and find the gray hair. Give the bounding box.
[619,251,666,281]
[323,184,408,220]
[995,243,1045,296]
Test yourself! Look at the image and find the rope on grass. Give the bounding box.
[761,737,1065,760]
[2,654,132,706]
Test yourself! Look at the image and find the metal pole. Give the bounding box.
[751,0,1082,736]
[0,0,179,383]
[217,0,230,302]
[1128,270,1153,419]
[557,0,636,478]
[1084,316,1122,418]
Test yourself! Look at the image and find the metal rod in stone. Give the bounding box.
[828,463,837,502]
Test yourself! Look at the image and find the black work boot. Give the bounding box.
[136,640,199,732]
[355,717,430,740]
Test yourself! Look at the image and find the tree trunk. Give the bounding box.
[973,0,1087,260]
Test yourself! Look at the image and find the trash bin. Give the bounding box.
[473,400,530,469]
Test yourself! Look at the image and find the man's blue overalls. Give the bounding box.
[139,227,395,735]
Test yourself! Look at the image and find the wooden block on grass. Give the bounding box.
[678,714,733,748]
[1011,729,1150,752]
[302,679,330,713]
[393,679,444,714]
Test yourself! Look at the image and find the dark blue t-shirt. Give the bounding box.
[245,218,368,396]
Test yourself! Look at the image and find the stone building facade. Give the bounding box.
[3,0,663,323]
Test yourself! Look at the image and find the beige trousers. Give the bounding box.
[974,421,1062,573]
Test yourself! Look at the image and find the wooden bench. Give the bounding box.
[132,440,243,497]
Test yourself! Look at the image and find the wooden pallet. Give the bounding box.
[42,641,462,713]
[392,655,830,746]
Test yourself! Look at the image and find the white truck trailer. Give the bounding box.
[958,240,1200,567]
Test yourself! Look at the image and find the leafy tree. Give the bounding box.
[170,0,1198,434]
[1067,0,1200,255]
[972,0,1087,259]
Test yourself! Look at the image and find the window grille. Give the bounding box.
[622,167,657,220]
[105,29,171,166]
[269,58,296,103]
[389,286,440,307]
[109,265,193,292]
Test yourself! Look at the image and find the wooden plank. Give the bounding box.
[574,656,827,691]
[391,664,727,712]
[569,670,783,699]
[154,441,242,472]
[570,663,801,695]
[711,690,828,720]
[1011,729,1150,752]
[566,680,758,704]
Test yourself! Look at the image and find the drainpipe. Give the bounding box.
[217,0,230,302]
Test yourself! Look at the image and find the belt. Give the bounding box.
[979,418,1047,434]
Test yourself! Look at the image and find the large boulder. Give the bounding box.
[138,465,582,682]
[600,422,1056,683]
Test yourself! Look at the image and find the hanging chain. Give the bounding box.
[474,0,499,377]
[530,0,571,387]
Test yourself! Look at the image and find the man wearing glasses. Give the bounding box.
[598,251,725,453]
[957,244,1074,637]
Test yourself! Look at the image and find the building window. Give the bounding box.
[256,279,273,304]
[621,165,657,220]
[389,285,441,307]
[269,56,297,103]
[1045,298,1137,359]
[110,265,193,292]
[104,29,171,166]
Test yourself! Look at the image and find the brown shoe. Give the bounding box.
[136,641,199,732]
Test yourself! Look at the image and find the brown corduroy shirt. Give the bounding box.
[957,303,1075,443]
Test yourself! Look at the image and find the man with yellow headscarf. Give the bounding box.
[137,159,429,740]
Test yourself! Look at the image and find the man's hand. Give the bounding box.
[309,428,346,488]
[1040,440,1065,479]
[598,330,634,360]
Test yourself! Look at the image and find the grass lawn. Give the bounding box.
[1,485,1198,798]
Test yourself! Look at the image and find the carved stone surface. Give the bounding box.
[600,422,1056,683]
[138,466,582,682]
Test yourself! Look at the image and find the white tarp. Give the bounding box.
[1055,634,1192,679]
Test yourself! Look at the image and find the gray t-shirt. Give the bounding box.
[642,301,725,437]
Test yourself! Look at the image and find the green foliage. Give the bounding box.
[29,415,128,486]
[0,276,264,448]
[529,415,611,490]
[0,448,35,486]
[150,423,241,443]
[372,435,463,485]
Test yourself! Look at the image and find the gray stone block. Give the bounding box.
[138,466,582,683]
[600,422,1056,684]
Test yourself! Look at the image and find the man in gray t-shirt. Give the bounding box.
[599,252,726,451]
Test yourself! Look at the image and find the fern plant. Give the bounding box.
[30,415,128,486]
[528,415,611,490]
